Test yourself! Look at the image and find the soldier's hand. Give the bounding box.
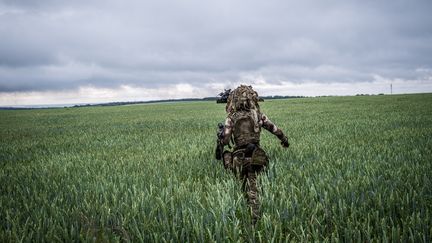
[280,136,289,148]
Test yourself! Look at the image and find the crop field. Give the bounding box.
[1,94,431,242]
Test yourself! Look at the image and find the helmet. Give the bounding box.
[226,85,260,114]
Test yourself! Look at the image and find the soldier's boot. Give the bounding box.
[245,172,260,225]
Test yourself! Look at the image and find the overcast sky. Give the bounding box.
[1,0,431,106]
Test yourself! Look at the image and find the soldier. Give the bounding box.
[218,85,290,224]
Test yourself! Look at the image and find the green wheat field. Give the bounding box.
[1,94,431,242]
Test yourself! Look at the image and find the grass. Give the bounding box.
[1,93,431,242]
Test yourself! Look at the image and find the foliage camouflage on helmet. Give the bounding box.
[226,85,260,114]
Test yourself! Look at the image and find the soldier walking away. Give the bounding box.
[216,85,290,224]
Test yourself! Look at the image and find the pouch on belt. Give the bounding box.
[251,146,269,167]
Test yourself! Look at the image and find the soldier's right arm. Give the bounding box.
[222,117,233,145]
[261,114,289,148]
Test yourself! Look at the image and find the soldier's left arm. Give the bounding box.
[261,113,290,148]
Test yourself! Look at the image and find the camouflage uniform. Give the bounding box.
[221,85,289,223]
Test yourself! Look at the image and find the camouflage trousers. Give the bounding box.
[223,151,265,224]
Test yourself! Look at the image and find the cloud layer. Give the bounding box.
[1,0,432,105]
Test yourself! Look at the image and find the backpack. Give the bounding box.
[227,85,261,147]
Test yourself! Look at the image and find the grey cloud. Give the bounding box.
[0,0,431,93]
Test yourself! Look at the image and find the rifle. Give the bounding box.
[215,123,225,160]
